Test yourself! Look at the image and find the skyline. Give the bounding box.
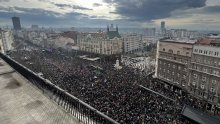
[0,0,220,30]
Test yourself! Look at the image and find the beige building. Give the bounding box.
[122,33,143,53]
[155,39,195,90]
[155,37,220,112]
[0,29,14,53]
[189,44,220,108]
[78,25,122,55]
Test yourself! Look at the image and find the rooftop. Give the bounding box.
[107,31,121,39]
[181,105,220,124]
[0,59,80,124]
[160,38,196,44]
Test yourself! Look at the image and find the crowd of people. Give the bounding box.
[9,46,203,124]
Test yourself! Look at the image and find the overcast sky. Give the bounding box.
[0,0,220,30]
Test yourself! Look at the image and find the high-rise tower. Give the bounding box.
[12,16,21,30]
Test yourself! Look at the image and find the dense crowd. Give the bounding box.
[9,46,201,124]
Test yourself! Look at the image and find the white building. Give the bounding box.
[122,33,143,53]
[78,25,123,55]
[0,30,14,53]
[165,29,203,39]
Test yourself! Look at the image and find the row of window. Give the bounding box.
[162,48,190,55]
[194,49,220,57]
[192,64,220,76]
[193,74,218,84]
[192,81,217,90]
[193,55,220,66]
[159,61,187,71]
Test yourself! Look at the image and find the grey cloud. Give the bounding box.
[200,5,220,13]
[0,6,107,27]
[93,3,102,7]
[170,5,220,19]
[0,0,9,2]
[103,0,206,21]
[54,3,93,10]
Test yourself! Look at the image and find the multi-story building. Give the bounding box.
[0,29,14,53]
[144,28,156,37]
[189,38,220,109]
[12,16,21,30]
[155,39,195,90]
[155,37,220,112]
[161,21,166,37]
[78,24,122,55]
[122,33,143,53]
[165,29,203,39]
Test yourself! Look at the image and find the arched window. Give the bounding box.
[168,49,173,54]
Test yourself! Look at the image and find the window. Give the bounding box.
[163,48,165,51]
[214,61,218,66]
[186,52,189,55]
[213,70,219,75]
[173,65,176,69]
[193,74,197,79]
[168,49,173,54]
[212,79,217,84]
[201,84,205,89]
[178,66,181,70]
[210,87,215,92]
[177,51,180,55]
[202,77,206,82]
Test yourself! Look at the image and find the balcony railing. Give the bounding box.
[0,52,119,124]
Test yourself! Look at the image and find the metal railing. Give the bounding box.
[0,52,119,124]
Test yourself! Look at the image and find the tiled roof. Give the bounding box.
[107,31,121,39]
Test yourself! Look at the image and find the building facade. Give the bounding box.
[12,17,21,30]
[155,37,220,111]
[0,30,14,53]
[78,25,122,55]
[144,28,156,37]
[122,33,143,53]
[155,39,194,90]
[189,45,220,107]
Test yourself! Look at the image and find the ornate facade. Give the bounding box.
[155,39,194,90]
[78,25,122,55]
[189,45,220,106]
